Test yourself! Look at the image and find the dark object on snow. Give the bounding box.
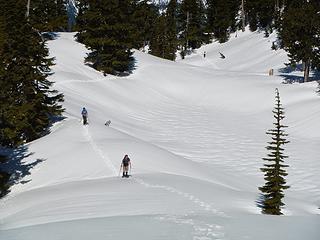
[121,155,131,178]
[81,107,88,125]
[219,52,225,59]
[203,51,206,58]
[105,120,111,126]
[268,69,274,76]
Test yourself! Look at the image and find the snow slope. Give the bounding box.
[0,31,319,240]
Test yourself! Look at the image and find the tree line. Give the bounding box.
[74,0,319,82]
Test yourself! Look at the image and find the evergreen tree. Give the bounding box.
[149,14,168,59]
[0,15,5,51]
[76,0,133,75]
[74,0,90,42]
[279,0,320,82]
[259,88,290,215]
[206,0,239,43]
[29,0,68,32]
[246,0,278,35]
[131,0,159,50]
[149,0,178,61]
[0,155,10,198]
[165,0,178,60]
[178,0,206,55]
[0,0,63,147]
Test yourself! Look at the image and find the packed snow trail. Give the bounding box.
[82,125,117,175]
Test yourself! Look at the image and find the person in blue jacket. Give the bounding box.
[81,107,88,125]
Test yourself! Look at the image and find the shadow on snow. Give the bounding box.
[278,65,320,83]
[0,145,45,198]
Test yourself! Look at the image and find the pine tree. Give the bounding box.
[74,0,90,42]
[149,14,168,59]
[131,0,159,50]
[149,0,178,61]
[0,154,10,197]
[178,0,206,54]
[0,0,63,147]
[165,0,178,60]
[0,15,5,51]
[246,0,278,35]
[206,0,239,43]
[29,0,68,32]
[76,0,134,75]
[279,0,320,82]
[259,88,290,215]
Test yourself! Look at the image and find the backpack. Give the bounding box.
[82,109,88,116]
[122,158,130,165]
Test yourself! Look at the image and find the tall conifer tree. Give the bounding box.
[29,0,68,31]
[246,0,277,35]
[178,0,206,53]
[149,0,178,61]
[149,14,168,59]
[0,0,63,147]
[164,0,178,60]
[259,88,289,215]
[280,0,320,82]
[206,0,239,43]
[77,0,133,75]
[131,0,158,50]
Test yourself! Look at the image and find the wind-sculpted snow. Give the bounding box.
[0,32,319,240]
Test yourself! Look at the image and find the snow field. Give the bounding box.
[0,31,319,240]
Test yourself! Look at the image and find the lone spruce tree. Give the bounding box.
[259,88,290,215]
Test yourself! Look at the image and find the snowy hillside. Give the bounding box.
[0,31,319,240]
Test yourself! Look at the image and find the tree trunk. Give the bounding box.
[303,59,310,82]
[26,0,31,18]
[241,0,245,32]
[275,0,279,12]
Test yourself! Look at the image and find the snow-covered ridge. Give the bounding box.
[0,31,319,240]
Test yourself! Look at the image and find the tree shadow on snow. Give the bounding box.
[317,81,320,95]
[278,65,320,84]
[42,32,60,41]
[41,115,66,137]
[255,193,265,211]
[85,56,137,77]
[0,146,45,197]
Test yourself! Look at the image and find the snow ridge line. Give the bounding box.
[54,77,117,86]
[82,126,117,175]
